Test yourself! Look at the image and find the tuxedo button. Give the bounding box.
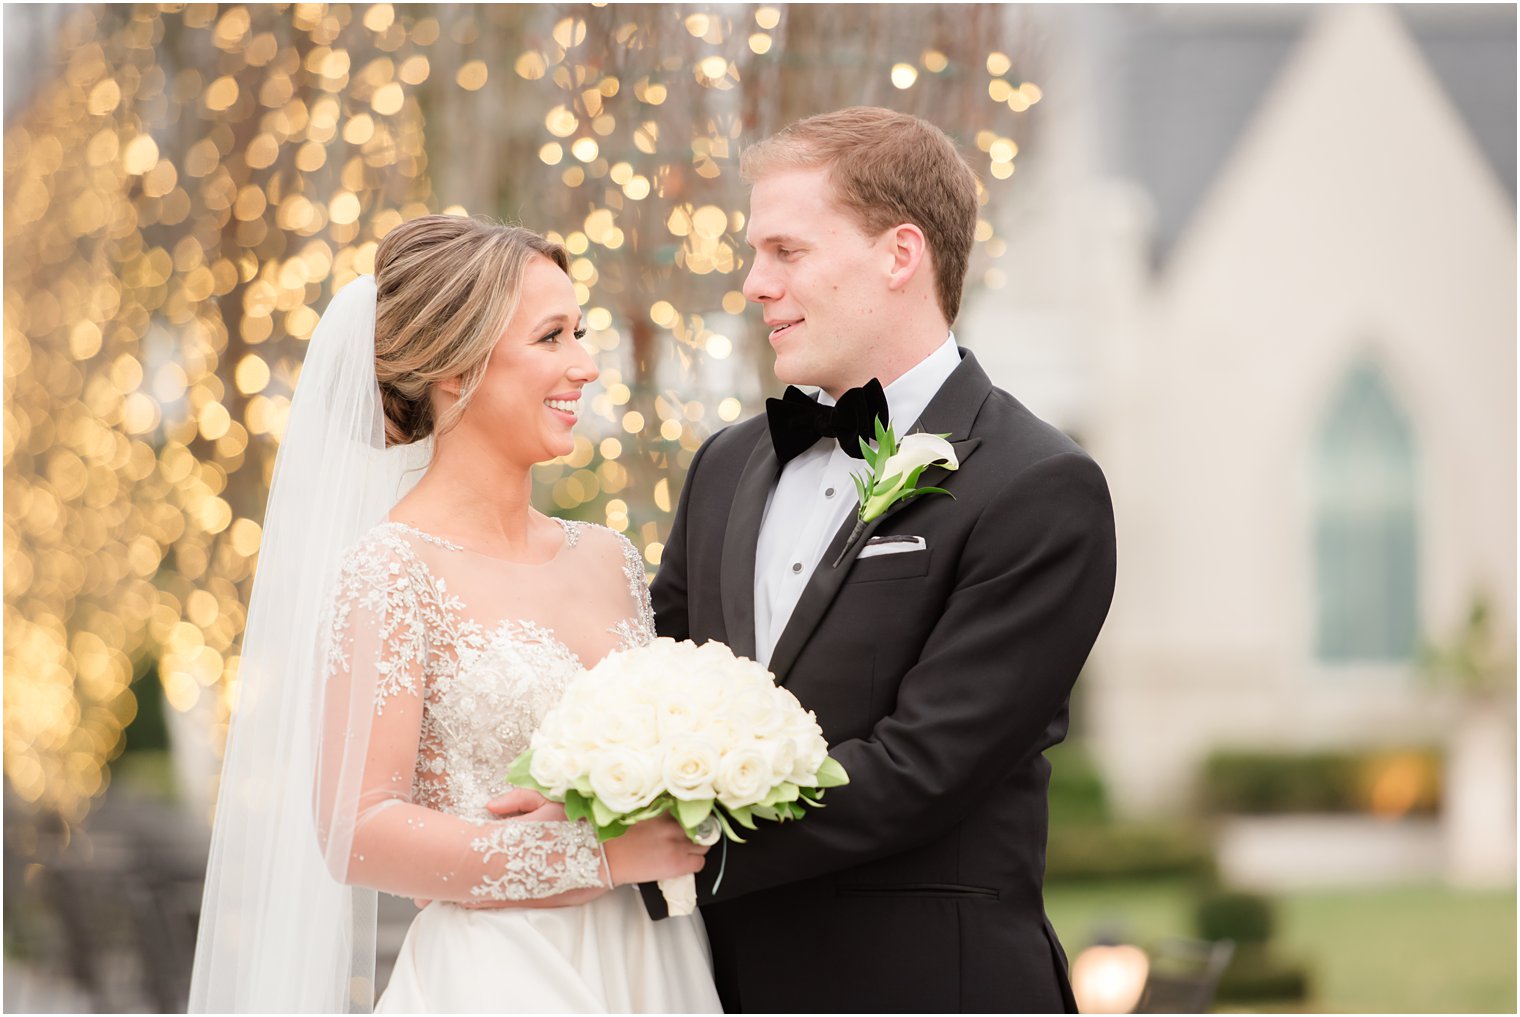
[790,562,802,573]
[825,487,835,498]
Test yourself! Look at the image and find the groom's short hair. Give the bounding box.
[740,106,981,324]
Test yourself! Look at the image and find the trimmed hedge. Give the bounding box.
[1045,740,1111,827]
[1045,742,1214,881]
[1045,820,1215,882]
[1196,890,1274,944]
[1194,889,1312,1003]
[1216,945,1312,1003]
[1199,747,1442,815]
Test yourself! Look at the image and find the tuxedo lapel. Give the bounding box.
[719,433,778,661]
[766,350,993,683]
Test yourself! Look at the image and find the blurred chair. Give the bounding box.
[1133,937,1235,1014]
[44,830,157,1011]
[32,788,209,1012]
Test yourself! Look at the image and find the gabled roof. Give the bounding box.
[1100,5,1515,265]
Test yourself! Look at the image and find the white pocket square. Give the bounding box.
[857,535,927,559]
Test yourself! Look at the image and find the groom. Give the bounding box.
[642,107,1116,1012]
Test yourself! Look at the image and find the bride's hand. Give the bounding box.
[603,816,711,887]
[412,792,573,908]
[486,787,551,818]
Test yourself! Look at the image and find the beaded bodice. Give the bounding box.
[323,516,655,902]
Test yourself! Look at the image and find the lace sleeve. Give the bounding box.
[610,529,657,650]
[318,533,608,901]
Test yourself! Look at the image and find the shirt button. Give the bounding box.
[791,562,802,574]
[825,487,836,498]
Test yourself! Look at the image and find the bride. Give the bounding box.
[189,215,721,1012]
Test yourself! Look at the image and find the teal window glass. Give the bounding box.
[1313,358,1418,662]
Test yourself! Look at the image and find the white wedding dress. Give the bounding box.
[323,515,719,1013]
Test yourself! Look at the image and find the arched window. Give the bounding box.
[1313,358,1418,662]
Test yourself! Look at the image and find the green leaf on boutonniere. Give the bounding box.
[851,470,868,505]
[896,486,953,504]
[834,422,960,566]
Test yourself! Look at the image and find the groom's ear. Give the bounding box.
[884,223,929,293]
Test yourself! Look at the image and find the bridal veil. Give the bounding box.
[188,276,431,1012]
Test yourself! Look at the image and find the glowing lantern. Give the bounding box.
[1070,941,1150,1014]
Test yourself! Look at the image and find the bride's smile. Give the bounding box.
[440,255,597,466]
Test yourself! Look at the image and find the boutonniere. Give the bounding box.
[833,419,959,567]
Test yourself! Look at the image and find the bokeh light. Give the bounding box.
[4,3,1037,828]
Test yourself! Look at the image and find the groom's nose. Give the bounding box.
[742,256,779,304]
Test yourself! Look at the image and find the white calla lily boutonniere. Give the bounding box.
[833,418,959,567]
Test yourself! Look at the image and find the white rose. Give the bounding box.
[762,735,797,785]
[545,679,606,747]
[528,745,583,796]
[729,683,787,740]
[785,712,830,784]
[587,746,661,815]
[790,737,829,785]
[602,699,660,751]
[695,714,740,752]
[661,736,721,801]
[543,703,602,755]
[654,674,719,740]
[769,683,807,713]
[716,745,773,809]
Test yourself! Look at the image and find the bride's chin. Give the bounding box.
[541,438,574,461]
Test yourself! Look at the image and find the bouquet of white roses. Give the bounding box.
[506,637,848,914]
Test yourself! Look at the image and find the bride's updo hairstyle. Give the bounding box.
[372,214,570,447]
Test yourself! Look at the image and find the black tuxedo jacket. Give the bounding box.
[643,350,1116,1013]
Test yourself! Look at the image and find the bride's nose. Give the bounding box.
[566,338,599,385]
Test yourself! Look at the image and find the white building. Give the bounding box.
[963,4,1515,882]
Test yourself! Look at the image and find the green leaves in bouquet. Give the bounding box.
[675,796,713,831]
[505,749,543,792]
[812,755,849,788]
[506,751,850,846]
[709,755,852,837]
[587,793,675,843]
[710,808,746,843]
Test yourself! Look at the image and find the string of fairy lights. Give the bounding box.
[4,3,1040,824]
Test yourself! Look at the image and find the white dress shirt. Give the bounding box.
[753,334,961,667]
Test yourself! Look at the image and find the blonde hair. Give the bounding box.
[372,215,570,447]
[740,107,980,323]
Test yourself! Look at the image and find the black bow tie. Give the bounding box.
[765,379,889,466]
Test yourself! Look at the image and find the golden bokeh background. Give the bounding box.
[3,2,1040,828]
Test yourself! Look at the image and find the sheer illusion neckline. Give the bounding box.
[381,516,577,567]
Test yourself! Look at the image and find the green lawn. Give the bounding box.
[1046,878,1515,1013]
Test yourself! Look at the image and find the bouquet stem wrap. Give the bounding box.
[656,817,723,916]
